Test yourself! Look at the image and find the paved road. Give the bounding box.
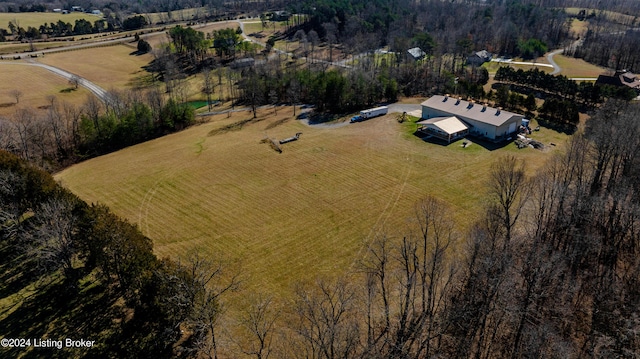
[491,57,554,69]
[387,103,421,114]
[0,61,110,102]
[546,49,564,75]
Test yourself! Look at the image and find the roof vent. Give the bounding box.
[444,94,449,101]
[467,100,475,109]
[482,103,487,112]
[496,107,502,115]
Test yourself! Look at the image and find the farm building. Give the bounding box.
[421,95,524,142]
[416,116,469,143]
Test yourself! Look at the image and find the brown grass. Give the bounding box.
[564,7,638,26]
[37,44,154,90]
[553,54,606,78]
[0,62,91,117]
[55,106,570,300]
[570,18,589,37]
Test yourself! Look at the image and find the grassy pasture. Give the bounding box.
[552,54,606,78]
[55,106,569,299]
[38,44,154,89]
[0,62,91,116]
[143,7,209,25]
[564,7,638,26]
[570,18,588,37]
[0,12,100,30]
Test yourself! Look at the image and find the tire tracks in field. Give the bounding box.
[350,132,414,270]
[138,177,162,237]
[137,166,183,238]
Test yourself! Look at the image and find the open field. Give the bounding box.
[38,44,154,89]
[0,12,100,30]
[570,18,589,37]
[553,54,607,78]
[143,7,209,24]
[564,7,638,26]
[55,106,570,299]
[0,62,91,116]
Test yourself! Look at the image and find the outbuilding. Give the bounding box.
[421,95,523,142]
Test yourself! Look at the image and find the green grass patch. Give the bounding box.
[185,100,209,110]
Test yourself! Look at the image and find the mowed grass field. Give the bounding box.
[0,62,91,116]
[55,107,569,298]
[553,54,606,78]
[38,44,154,89]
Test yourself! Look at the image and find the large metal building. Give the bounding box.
[421,95,524,142]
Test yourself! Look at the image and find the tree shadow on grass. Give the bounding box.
[307,112,343,125]
[0,244,47,304]
[414,131,511,150]
[536,117,577,135]
[0,273,123,359]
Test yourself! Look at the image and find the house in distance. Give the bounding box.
[419,95,524,143]
[467,50,493,66]
[595,70,640,94]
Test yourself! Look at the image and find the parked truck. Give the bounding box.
[350,106,389,123]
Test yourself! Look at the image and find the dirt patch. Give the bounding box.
[260,137,282,153]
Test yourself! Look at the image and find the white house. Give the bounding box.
[421,95,523,141]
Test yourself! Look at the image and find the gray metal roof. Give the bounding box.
[421,95,522,127]
[407,47,426,60]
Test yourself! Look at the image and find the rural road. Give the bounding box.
[491,57,554,70]
[546,48,564,75]
[0,61,110,102]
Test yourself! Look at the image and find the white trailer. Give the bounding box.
[360,106,388,119]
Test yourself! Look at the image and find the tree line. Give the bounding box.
[493,66,636,125]
[0,88,194,171]
[0,14,146,43]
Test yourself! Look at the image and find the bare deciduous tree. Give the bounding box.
[202,68,216,112]
[68,75,81,89]
[31,196,79,282]
[238,295,279,359]
[293,278,360,359]
[488,155,528,243]
[10,89,22,104]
